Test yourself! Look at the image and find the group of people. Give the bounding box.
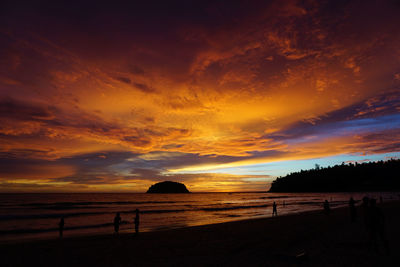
[58,208,141,238]
[113,208,140,235]
[360,196,389,252]
[271,199,334,216]
[58,196,389,253]
[323,196,388,253]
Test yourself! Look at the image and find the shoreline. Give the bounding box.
[0,205,324,246]
[1,200,399,266]
[3,191,396,245]
[0,207,319,246]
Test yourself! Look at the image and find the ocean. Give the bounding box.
[1,192,398,242]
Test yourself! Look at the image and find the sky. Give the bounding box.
[0,0,400,192]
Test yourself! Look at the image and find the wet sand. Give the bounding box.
[1,201,399,266]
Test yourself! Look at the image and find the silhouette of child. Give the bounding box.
[134,209,140,234]
[114,212,121,234]
[349,197,357,222]
[362,196,370,228]
[272,202,278,216]
[323,200,330,215]
[59,216,64,238]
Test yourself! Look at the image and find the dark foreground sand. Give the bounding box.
[1,201,399,267]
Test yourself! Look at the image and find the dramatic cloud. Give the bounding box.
[0,0,399,191]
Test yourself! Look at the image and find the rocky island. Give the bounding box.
[146,181,190,193]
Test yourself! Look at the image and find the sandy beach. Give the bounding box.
[1,201,399,267]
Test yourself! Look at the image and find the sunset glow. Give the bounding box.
[1,0,400,192]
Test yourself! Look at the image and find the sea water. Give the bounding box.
[0,192,398,242]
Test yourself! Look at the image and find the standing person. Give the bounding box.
[361,196,370,228]
[367,199,389,253]
[272,202,278,216]
[59,216,65,238]
[134,209,140,235]
[114,212,121,234]
[349,197,357,222]
[323,200,330,215]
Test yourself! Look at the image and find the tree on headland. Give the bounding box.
[269,159,400,192]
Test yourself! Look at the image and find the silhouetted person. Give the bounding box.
[114,212,121,234]
[379,196,383,204]
[362,196,369,208]
[367,199,389,253]
[272,202,278,216]
[283,200,286,207]
[349,197,357,222]
[134,209,140,235]
[323,200,330,215]
[362,196,370,228]
[59,216,64,238]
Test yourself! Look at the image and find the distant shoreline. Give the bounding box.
[269,159,400,193]
[0,206,325,246]
[0,191,270,194]
[2,190,399,194]
[2,197,398,245]
[1,200,399,266]
[2,192,398,248]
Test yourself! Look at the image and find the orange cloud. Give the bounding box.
[1,0,400,191]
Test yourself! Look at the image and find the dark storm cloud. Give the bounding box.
[61,151,139,166]
[354,129,400,154]
[133,82,155,93]
[267,90,400,142]
[130,168,163,180]
[115,76,131,84]
[127,64,145,75]
[122,150,287,179]
[126,152,240,170]
[0,97,56,121]
[0,149,269,185]
[0,149,55,160]
[0,150,144,186]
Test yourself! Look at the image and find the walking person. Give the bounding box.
[367,199,389,253]
[323,200,330,215]
[114,212,121,234]
[134,209,140,235]
[349,197,357,222]
[272,201,278,216]
[362,196,370,228]
[59,216,65,238]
